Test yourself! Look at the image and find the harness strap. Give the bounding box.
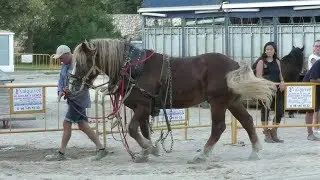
[80,65,105,91]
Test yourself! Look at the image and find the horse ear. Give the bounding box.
[124,35,132,43]
[301,46,305,51]
[81,42,95,55]
[292,45,295,49]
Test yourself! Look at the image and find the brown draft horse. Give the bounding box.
[69,39,276,163]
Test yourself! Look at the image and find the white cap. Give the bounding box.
[53,45,71,59]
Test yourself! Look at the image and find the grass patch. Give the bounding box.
[14,64,60,71]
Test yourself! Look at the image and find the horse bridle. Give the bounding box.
[69,48,107,93]
[69,42,140,95]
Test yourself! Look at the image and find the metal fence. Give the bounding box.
[14,53,61,70]
[142,17,320,66]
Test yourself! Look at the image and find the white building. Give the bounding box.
[0,30,15,72]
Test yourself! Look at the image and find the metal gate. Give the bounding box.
[143,25,225,57]
[228,25,274,64]
[277,24,320,61]
[142,18,320,66]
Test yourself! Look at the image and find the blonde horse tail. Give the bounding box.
[226,63,277,108]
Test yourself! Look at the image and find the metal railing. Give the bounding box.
[231,82,320,144]
[14,54,61,70]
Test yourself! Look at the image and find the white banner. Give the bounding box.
[158,109,186,121]
[12,87,43,112]
[285,85,313,109]
[21,55,33,63]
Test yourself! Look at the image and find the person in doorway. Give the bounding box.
[308,40,320,70]
[45,45,107,161]
[255,41,285,143]
[303,59,320,141]
[307,40,320,133]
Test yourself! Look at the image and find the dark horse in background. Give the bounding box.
[68,39,276,163]
[280,46,305,118]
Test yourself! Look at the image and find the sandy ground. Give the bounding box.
[1,71,320,180]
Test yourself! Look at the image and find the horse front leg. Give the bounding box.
[188,100,227,164]
[128,106,155,163]
[139,114,160,157]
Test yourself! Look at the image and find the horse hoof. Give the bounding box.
[151,146,160,157]
[253,141,263,152]
[187,153,207,164]
[248,152,260,160]
[187,157,206,164]
[133,154,149,163]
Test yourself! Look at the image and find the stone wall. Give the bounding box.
[111,14,142,40]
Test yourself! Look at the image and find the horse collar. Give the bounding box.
[122,44,147,80]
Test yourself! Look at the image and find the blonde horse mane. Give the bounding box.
[72,39,126,82]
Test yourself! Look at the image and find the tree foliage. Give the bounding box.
[0,0,142,54]
[32,0,122,54]
[0,0,49,52]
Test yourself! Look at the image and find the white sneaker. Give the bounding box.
[90,149,108,161]
[45,151,67,161]
[307,134,320,141]
[313,129,319,133]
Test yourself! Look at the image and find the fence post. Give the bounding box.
[94,87,104,135]
[101,92,108,148]
[184,108,189,140]
[231,115,238,144]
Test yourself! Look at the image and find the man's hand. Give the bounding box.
[62,88,70,100]
[58,91,64,102]
[279,81,285,92]
[310,79,320,82]
[58,88,71,102]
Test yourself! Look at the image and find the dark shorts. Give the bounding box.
[65,102,88,123]
[306,86,320,113]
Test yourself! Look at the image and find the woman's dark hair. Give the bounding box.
[261,41,279,60]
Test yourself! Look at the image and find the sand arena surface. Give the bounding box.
[0,71,320,180]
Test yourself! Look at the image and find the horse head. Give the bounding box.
[292,45,304,52]
[281,45,305,81]
[69,40,100,95]
[70,39,127,95]
[290,45,305,64]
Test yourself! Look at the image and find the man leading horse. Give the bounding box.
[45,44,107,161]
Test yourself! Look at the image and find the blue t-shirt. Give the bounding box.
[303,60,320,82]
[58,64,72,93]
[58,63,91,109]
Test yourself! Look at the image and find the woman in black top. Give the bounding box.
[256,41,285,143]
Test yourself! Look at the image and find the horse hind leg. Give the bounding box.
[228,100,262,160]
[188,99,227,164]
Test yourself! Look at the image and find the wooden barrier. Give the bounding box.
[0,84,55,130]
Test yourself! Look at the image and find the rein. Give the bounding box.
[107,50,156,119]
[154,54,174,153]
[61,88,105,120]
[105,49,156,160]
